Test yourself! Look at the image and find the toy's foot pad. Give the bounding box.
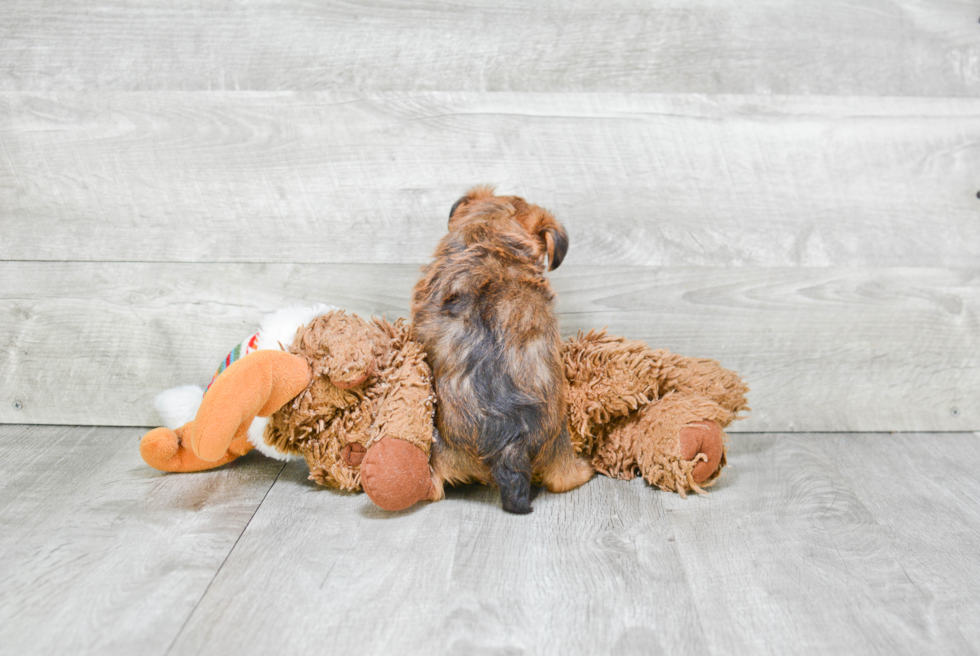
[361,437,435,511]
[679,421,725,484]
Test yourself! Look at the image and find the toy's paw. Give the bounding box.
[361,437,435,511]
[140,426,182,471]
[679,421,725,484]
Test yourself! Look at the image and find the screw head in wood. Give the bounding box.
[12,400,23,411]
[950,407,960,418]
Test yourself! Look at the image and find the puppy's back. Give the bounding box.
[412,188,573,513]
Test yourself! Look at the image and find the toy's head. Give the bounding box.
[292,310,387,391]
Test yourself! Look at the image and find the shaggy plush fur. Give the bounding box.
[562,329,749,497]
[411,186,593,514]
[264,311,435,490]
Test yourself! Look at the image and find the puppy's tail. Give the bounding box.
[491,444,534,515]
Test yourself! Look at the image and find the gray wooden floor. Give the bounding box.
[2,424,978,656]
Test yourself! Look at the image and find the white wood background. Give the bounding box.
[1,3,978,432]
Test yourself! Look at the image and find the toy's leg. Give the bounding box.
[190,349,313,461]
[360,437,436,511]
[678,420,725,483]
[600,392,731,497]
[140,422,255,473]
[357,351,437,511]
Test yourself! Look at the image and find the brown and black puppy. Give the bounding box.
[411,186,594,513]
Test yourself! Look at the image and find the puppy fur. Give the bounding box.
[411,186,594,513]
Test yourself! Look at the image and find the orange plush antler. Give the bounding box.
[140,350,313,473]
[141,422,255,472]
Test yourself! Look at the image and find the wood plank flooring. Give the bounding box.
[0,425,284,655]
[2,425,978,655]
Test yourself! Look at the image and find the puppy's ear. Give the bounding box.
[448,195,467,223]
[512,200,569,271]
[543,223,568,270]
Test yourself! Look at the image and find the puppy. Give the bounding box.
[411,186,594,513]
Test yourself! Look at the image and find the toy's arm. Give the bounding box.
[653,350,749,420]
[359,346,436,511]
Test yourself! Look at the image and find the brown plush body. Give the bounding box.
[411,187,593,514]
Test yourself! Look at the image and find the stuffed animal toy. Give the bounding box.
[141,305,748,509]
[140,305,438,511]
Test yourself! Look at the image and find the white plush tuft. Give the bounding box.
[256,303,339,352]
[247,417,297,461]
[154,384,205,429]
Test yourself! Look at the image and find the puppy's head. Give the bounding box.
[447,186,568,270]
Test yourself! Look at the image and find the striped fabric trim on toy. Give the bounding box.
[207,331,260,390]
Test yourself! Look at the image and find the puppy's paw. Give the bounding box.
[543,456,594,493]
[426,475,445,502]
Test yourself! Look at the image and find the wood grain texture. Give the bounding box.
[821,433,980,651]
[168,459,708,656]
[150,432,980,654]
[661,432,980,654]
[2,1,978,96]
[3,427,978,655]
[1,262,976,431]
[0,425,284,656]
[2,92,978,266]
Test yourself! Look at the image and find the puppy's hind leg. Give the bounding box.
[491,444,534,515]
[539,430,595,494]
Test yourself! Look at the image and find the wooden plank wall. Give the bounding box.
[1,1,978,431]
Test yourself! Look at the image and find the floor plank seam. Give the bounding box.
[162,461,288,656]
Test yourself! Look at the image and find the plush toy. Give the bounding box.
[140,305,438,511]
[141,305,748,509]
